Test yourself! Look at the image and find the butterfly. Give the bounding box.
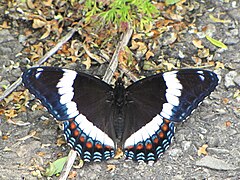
[22,67,218,164]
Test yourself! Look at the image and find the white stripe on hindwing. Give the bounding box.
[74,114,115,147]
[124,114,164,148]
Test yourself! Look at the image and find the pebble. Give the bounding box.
[224,71,238,88]
[207,147,230,154]
[233,74,240,86]
[169,148,183,158]
[196,156,239,170]
[181,141,192,151]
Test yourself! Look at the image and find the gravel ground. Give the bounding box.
[0,1,240,180]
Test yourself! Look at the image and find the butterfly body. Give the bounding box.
[22,67,218,163]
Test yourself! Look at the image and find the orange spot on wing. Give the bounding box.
[146,143,152,150]
[73,130,79,137]
[136,144,143,150]
[70,122,77,130]
[161,124,169,131]
[126,145,134,150]
[159,132,165,139]
[86,141,93,149]
[164,119,170,124]
[95,143,102,149]
[79,136,85,142]
[105,145,113,150]
[153,137,159,144]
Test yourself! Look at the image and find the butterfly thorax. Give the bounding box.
[112,78,126,141]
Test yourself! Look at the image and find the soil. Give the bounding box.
[0,1,239,180]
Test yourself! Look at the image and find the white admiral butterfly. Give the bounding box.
[22,67,218,164]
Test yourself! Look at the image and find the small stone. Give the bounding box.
[196,156,239,170]
[169,148,183,157]
[233,74,240,86]
[207,148,230,154]
[224,71,238,88]
[181,141,192,151]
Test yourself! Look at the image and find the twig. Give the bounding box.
[0,27,78,102]
[82,44,106,64]
[59,150,77,180]
[102,26,133,83]
[119,64,139,82]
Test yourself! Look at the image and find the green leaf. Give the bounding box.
[206,35,228,49]
[44,156,68,177]
[165,0,181,6]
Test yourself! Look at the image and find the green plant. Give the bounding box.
[84,0,158,29]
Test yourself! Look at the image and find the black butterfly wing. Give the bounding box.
[123,69,218,163]
[22,67,116,161]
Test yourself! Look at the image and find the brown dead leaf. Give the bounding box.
[40,24,51,39]
[130,39,139,50]
[26,0,35,9]
[68,171,77,179]
[81,56,91,70]
[215,61,225,69]
[198,144,208,156]
[56,137,66,146]
[106,165,116,172]
[37,151,46,157]
[5,109,18,119]
[43,0,53,7]
[2,135,9,140]
[222,98,229,104]
[132,33,144,40]
[225,120,232,127]
[114,148,123,159]
[192,39,204,48]
[137,42,147,51]
[163,61,175,71]
[0,21,11,29]
[191,56,202,65]
[146,50,154,60]
[32,19,46,29]
[198,48,210,58]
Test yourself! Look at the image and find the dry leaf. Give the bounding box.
[37,151,46,157]
[5,109,18,119]
[198,48,210,58]
[146,50,154,60]
[130,39,139,50]
[0,21,11,29]
[225,121,231,127]
[114,148,123,159]
[26,0,35,9]
[163,62,175,71]
[40,25,51,39]
[132,33,144,40]
[68,171,77,179]
[106,165,116,172]
[222,98,229,104]
[191,56,202,65]
[32,19,46,29]
[43,0,53,7]
[192,39,204,48]
[198,144,208,156]
[56,137,66,146]
[81,56,91,70]
[215,61,225,69]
